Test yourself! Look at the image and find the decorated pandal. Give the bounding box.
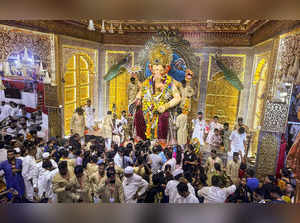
[90,31,249,159]
[1,21,300,203]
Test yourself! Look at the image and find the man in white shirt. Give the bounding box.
[206,115,223,145]
[198,175,237,203]
[114,148,124,169]
[162,150,176,173]
[120,110,128,126]
[33,152,58,200]
[228,127,247,161]
[22,145,37,201]
[192,111,207,146]
[148,146,163,174]
[0,102,13,122]
[5,120,18,137]
[84,99,95,130]
[174,182,199,204]
[122,166,149,203]
[38,159,58,203]
[165,168,195,203]
[19,124,28,138]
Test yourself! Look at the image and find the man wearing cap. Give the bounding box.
[122,166,149,203]
[14,148,23,160]
[37,160,58,203]
[165,168,195,203]
[33,152,58,200]
[192,112,208,147]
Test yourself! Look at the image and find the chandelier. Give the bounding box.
[87,20,124,34]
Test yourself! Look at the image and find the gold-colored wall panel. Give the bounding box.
[63,53,94,135]
[64,88,76,103]
[105,50,134,118]
[64,119,71,136]
[80,85,89,100]
[66,55,76,69]
[79,55,89,69]
[80,70,89,85]
[64,71,76,87]
[205,55,243,127]
[205,79,240,127]
[64,103,76,118]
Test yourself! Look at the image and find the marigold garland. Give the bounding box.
[141,74,172,139]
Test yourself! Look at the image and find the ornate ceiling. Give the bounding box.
[73,19,267,34]
[1,20,300,47]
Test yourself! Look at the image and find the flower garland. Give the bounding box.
[141,74,172,139]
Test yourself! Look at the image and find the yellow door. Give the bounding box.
[64,54,91,135]
[108,71,130,117]
[205,72,240,127]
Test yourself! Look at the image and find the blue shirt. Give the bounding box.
[246,178,259,191]
[0,159,25,199]
[158,152,167,164]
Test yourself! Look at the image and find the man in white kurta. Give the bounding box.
[33,152,58,200]
[174,182,199,204]
[22,147,37,201]
[84,99,95,130]
[206,116,223,145]
[38,160,58,202]
[192,112,207,146]
[0,102,12,122]
[198,176,236,203]
[228,127,247,161]
[165,169,195,203]
[113,119,124,146]
[122,166,149,203]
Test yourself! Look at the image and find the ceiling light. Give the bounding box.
[88,20,95,31]
[101,20,106,33]
[109,23,114,34]
[118,23,124,34]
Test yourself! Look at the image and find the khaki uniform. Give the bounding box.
[52,171,79,203]
[226,160,241,185]
[86,163,99,176]
[176,113,188,145]
[96,176,125,203]
[102,114,113,139]
[223,130,232,152]
[70,113,85,137]
[59,158,76,170]
[206,156,223,186]
[90,172,106,196]
[71,173,93,203]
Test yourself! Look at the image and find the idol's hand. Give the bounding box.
[158,105,165,114]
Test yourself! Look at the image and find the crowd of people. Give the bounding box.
[0,101,297,204]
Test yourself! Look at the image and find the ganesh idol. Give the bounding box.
[134,44,184,141]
